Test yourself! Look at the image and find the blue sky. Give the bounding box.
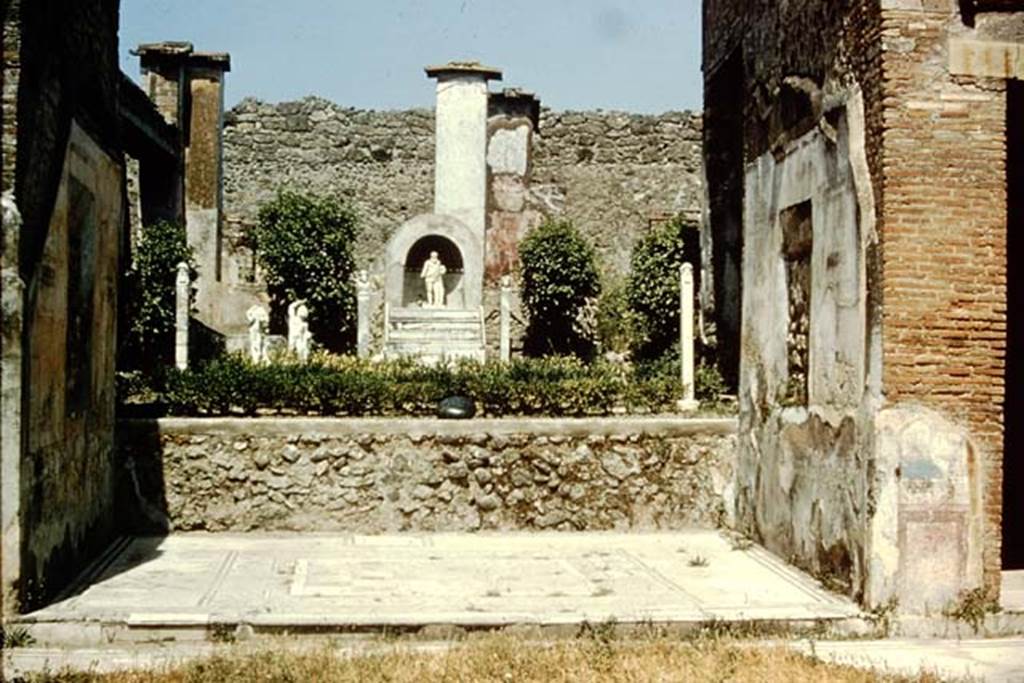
[119,1,703,114]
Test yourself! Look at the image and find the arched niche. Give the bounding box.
[403,235,465,307]
[385,213,482,310]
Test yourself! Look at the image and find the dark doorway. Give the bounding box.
[705,47,744,390]
[1003,80,1023,570]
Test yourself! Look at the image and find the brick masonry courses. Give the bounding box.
[704,0,1020,608]
[118,417,736,534]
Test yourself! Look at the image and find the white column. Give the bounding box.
[677,262,699,412]
[499,275,512,362]
[175,261,190,370]
[356,270,371,358]
[426,62,501,239]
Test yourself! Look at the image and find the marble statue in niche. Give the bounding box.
[420,251,447,308]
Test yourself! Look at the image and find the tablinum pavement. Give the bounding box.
[21,530,860,640]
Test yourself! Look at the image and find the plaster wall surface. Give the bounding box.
[738,113,877,601]
[433,75,489,238]
[2,0,126,614]
[23,122,122,607]
[486,104,539,283]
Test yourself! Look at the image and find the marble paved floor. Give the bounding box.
[25,530,859,628]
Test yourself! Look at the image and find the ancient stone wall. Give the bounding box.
[118,417,736,534]
[705,0,1017,607]
[220,98,702,284]
[1,0,127,613]
[702,0,885,389]
[704,0,886,604]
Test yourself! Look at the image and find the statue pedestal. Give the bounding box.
[385,307,485,364]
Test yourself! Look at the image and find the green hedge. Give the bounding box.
[145,355,726,418]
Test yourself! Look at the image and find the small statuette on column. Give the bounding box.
[174,262,190,370]
[676,262,699,412]
[355,270,372,358]
[287,299,313,363]
[246,304,269,364]
[499,275,512,362]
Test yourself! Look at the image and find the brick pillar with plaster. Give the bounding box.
[135,43,231,329]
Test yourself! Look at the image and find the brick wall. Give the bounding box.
[878,6,1009,591]
[705,0,1016,598]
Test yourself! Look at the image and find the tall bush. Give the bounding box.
[626,216,700,361]
[121,220,192,370]
[252,190,359,354]
[519,220,601,358]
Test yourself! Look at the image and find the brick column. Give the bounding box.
[135,44,230,328]
[879,8,1011,592]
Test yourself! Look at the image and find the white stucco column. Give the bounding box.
[425,61,502,239]
[677,262,699,412]
[356,270,372,358]
[175,262,190,369]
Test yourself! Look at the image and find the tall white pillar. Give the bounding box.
[677,262,699,412]
[356,270,372,358]
[425,61,501,239]
[175,261,190,370]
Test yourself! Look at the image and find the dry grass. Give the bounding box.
[27,635,958,683]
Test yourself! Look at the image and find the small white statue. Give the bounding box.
[287,299,313,362]
[245,305,269,364]
[420,251,447,308]
[354,269,370,290]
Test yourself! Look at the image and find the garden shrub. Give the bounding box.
[121,220,193,371]
[152,354,730,418]
[626,216,701,361]
[519,220,601,358]
[594,278,639,356]
[252,190,359,354]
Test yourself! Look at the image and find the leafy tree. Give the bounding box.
[627,216,701,361]
[252,190,359,354]
[519,219,600,358]
[121,220,193,370]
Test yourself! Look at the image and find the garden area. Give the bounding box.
[118,190,730,418]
